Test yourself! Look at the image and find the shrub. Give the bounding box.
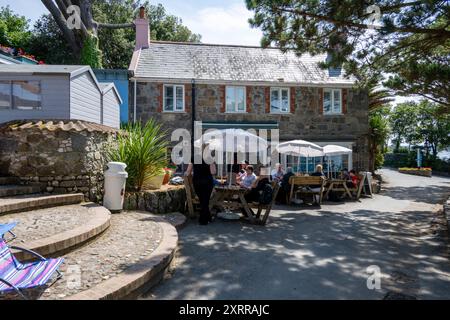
[107,120,168,191]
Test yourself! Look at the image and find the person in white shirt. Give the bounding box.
[271,163,285,182]
[240,165,257,189]
[236,160,249,184]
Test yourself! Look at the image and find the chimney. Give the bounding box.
[134,6,150,50]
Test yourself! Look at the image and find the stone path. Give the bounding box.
[40,211,163,299]
[0,204,93,243]
[142,169,450,300]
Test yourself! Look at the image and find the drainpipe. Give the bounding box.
[133,79,137,123]
[191,79,196,161]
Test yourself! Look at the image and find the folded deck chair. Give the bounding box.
[0,222,17,242]
[0,239,64,299]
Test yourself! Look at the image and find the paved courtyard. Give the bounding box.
[142,169,450,300]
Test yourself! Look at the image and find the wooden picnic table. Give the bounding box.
[324,179,353,200]
[210,185,257,223]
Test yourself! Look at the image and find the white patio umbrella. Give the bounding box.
[323,145,352,178]
[195,129,269,185]
[276,140,324,173]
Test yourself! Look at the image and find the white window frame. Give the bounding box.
[163,84,185,112]
[270,87,290,114]
[323,88,342,115]
[225,86,246,113]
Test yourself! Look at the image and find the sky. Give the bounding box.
[0,0,421,105]
[0,0,263,46]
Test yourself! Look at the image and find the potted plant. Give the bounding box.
[107,120,168,191]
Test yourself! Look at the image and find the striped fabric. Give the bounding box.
[0,223,17,237]
[0,240,64,293]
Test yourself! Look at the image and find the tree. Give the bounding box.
[26,14,78,65]
[363,73,394,171]
[357,72,395,112]
[0,6,31,48]
[92,1,201,69]
[35,1,201,68]
[369,106,391,171]
[246,0,450,108]
[415,100,450,159]
[389,102,420,152]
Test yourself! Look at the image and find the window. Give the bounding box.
[226,86,246,113]
[12,81,41,110]
[323,89,342,114]
[271,88,289,113]
[164,85,184,112]
[0,81,42,110]
[0,81,10,110]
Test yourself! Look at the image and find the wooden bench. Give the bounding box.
[288,176,326,205]
[247,181,280,225]
[324,174,366,200]
[183,175,200,218]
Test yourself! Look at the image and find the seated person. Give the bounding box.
[236,160,249,184]
[349,169,360,188]
[341,168,351,180]
[341,168,354,188]
[309,165,325,203]
[276,167,295,204]
[245,168,272,203]
[310,164,325,177]
[271,163,285,182]
[239,165,257,190]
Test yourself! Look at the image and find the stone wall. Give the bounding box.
[131,82,370,171]
[0,121,118,202]
[123,185,186,214]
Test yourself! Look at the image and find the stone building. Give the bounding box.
[128,8,370,172]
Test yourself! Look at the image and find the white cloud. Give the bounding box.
[183,3,263,46]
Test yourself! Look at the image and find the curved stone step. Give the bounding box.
[8,204,111,261]
[62,213,184,300]
[0,185,41,197]
[0,193,84,215]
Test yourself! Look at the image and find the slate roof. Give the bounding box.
[132,41,355,85]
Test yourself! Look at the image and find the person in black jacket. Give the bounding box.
[186,158,217,225]
[276,167,295,204]
[245,167,271,203]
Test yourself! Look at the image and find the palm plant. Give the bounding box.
[108,120,168,191]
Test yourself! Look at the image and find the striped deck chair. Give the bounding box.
[0,222,18,242]
[0,239,64,300]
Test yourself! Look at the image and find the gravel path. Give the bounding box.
[41,211,163,300]
[0,204,93,243]
[142,169,450,300]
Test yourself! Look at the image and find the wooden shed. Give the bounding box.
[0,65,122,129]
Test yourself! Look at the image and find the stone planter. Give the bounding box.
[398,169,432,177]
[124,185,186,214]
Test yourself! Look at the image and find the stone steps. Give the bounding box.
[19,212,184,300]
[0,185,41,198]
[6,204,112,261]
[0,177,21,185]
[0,193,85,215]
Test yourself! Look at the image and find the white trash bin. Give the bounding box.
[103,162,128,213]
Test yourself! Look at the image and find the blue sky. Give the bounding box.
[0,0,263,45]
